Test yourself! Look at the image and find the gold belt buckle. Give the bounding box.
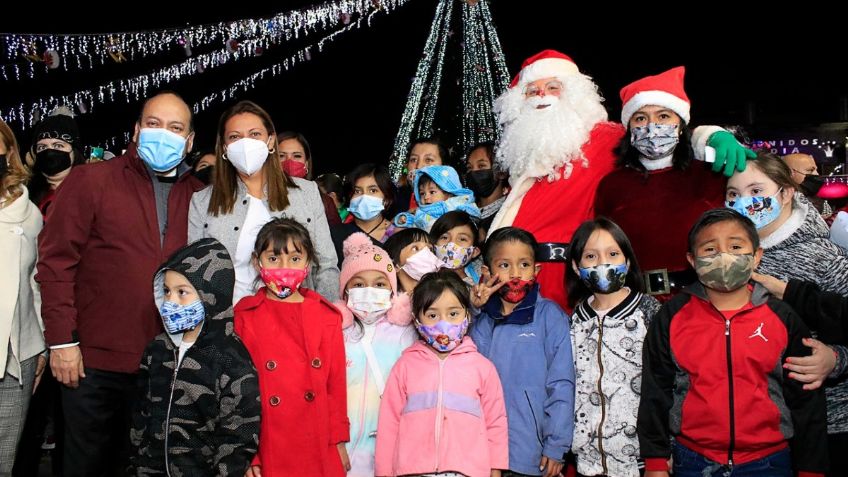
[644,268,671,295]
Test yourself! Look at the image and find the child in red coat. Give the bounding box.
[235,217,349,477]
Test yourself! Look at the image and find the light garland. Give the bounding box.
[389,0,453,181]
[89,6,396,150]
[459,0,508,156]
[1,0,388,80]
[1,0,409,132]
[390,0,507,181]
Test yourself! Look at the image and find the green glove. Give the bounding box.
[707,130,757,177]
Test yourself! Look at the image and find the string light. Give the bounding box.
[389,0,453,181]
[390,0,507,181]
[0,0,409,132]
[1,0,393,80]
[90,7,396,150]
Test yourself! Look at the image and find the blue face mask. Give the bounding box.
[578,263,629,294]
[160,300,205,334]
[726,190,782,229]
[137,128,188,172]
[349,194,384,221]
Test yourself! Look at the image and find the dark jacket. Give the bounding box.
[130,238,261,476]
[638,282,828,474]
[36,145,204,372]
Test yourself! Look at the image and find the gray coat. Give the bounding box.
[188,177,340,301]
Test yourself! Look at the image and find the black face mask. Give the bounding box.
[466,169,497,198]
[193,166,214,185]
[35,149,72,176]
[800,174,825,196]
[0,154,8,178]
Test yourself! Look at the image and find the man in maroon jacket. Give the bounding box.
[37,91,204,476]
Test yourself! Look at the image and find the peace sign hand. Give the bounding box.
[471,270,506,309]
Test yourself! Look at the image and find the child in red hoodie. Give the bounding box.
[235,217,349,477]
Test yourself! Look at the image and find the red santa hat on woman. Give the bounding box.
[509,49,580,89]
[620,66,691,126]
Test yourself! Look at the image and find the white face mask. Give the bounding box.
[226,138,270,176]
[401,248,442,281]
[346,287,392,325]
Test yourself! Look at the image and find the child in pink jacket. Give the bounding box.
[375,269,508,477]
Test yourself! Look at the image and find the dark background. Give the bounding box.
[2,2,845,176]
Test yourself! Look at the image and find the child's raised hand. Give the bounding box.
[471,270,506,309]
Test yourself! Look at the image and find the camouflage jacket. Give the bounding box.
[130,238,261,476]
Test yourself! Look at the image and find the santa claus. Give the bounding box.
[489,50,748,309]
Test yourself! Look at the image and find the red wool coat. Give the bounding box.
[510,122,624,309]
[234,288,349,477]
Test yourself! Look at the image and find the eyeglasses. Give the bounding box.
[524,80,563,97]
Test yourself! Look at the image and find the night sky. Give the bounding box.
[2,2,845,176]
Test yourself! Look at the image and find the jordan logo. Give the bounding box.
[749,322,768,342]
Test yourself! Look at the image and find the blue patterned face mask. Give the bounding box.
[348,194,384,221]
[726,190,782,230]
[160,300,205,334]
[137,128,188,172]
[578,263,629,294]
[630,123,679,160]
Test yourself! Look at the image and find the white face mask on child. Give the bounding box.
[346,287,392,324]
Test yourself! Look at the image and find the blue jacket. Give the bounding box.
[470,286,575,475]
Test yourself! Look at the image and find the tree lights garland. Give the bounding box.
[459,0,508,157]
[0,0,409,132]
[390,0,507,181]
[389,0,453,180]
[1,0,390,80]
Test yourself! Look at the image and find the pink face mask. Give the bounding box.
[282,159,308,179]
[260,267,309,298]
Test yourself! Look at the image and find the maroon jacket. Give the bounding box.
[36,145,203,373]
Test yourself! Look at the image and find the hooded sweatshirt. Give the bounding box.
[393,165,481,231]
[130,238,261,476]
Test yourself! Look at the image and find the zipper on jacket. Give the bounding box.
[524,391,544,447]
[724,318,735,467]
[596,315,608,475]
[435,358,447,472]
[164,348,180,477]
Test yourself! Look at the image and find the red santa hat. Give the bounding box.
[509,49,580,89]
[620,66,690,126]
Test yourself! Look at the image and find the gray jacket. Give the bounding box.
[188,177,340,301]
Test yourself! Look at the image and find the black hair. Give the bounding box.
[316,173,344,198]
[412,269,472,319]
[344,163,395,217]
[252,217,316,264]
[615,122,693,173]
[565,217,645,309]
[688,208,760,253]
[483,227,538,267]
[384,227,432,265]
[430,211,480,248]
[417,173,438,190]
[409,137,450,165]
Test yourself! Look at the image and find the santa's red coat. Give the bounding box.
[503,122,624,309]
[594,162,726,275]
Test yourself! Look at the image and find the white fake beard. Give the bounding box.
[494,73,608,182]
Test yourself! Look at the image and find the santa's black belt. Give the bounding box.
[535,242,569,262]
[643,268,698,295]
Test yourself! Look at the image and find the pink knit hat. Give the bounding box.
[335,233,412,329]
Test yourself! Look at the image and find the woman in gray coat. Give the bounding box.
[188,101,339,304]
[0,120,46,473]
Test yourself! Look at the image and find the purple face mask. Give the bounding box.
[416,317,469,353]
